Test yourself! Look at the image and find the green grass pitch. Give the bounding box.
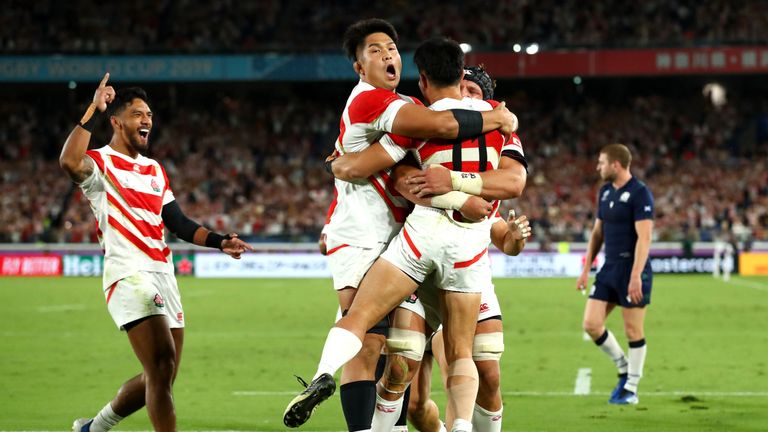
[1,275,767,431]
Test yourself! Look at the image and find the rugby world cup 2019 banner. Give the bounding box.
[3,47,767,82]
[0,255,62,276]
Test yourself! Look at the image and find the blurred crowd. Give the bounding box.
[1,83,766,245]
[3,0,768,54]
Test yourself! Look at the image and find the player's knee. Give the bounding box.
[145,352,176,383]
[386,328,427,362]
[582,318,603,336]
[388,354,420,382]
[623,323,644,341]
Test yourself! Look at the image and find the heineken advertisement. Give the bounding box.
[62,254,195,276]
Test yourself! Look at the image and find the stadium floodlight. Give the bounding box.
[525,43,539,55]
[513,43,522,53]
[460,43,473,53]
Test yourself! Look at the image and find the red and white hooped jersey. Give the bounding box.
[324,80,421,248]
[80,145,175,290]
[380,97,525,231]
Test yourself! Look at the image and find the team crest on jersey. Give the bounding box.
[405,293,418,304]
[151,179,161,192]
[153,293,165,308]
[601,190,610,201]
[620,191,631,202]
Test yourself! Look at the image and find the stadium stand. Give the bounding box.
[1,81,766,244]
[2,0,767,54]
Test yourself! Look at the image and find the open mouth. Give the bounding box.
[386,64,397,80]
[138,128,150,139]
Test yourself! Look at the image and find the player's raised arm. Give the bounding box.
[60,72,115,183]
[390,101,517,140]
[577,218,605,292]
[490,210,532,256]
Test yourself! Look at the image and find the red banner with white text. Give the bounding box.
[470,46,768,78]
[0,255,62,276]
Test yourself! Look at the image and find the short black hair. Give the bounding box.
[108,87,149,117]
[342,18,398,62]
[413,38,465,87]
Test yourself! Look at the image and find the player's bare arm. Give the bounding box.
[490,210,531,256]
[60,72,115,183]
[391,163,492,221]
[577,218,605,292]
[628,219,653,303]
[406,156,527,201]
[328,142,395,180]
[391,101,517,140]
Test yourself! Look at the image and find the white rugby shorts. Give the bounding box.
[380,210,494,294]
[104,271,184,330]
[326,237,388,290]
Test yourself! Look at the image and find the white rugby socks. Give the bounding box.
[89,402,123,432]
[371,393,404,432]
[595,330,628,374]
[472,403,502,432]
[314,327,363,380]
[625,339,647,393]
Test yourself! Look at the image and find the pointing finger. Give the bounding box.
[99,72,110,88]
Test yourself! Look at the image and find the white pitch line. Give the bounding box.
[574,368,592,395]
[232,390,768,397]
[728,278,768,292]
[36,304,86,313]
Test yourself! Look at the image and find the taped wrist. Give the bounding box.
[431,191,470,210]
[205,232,231,250]
[451,109,483,140]
[449,171,483,195]
[78,103,99,133]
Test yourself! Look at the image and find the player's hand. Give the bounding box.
[221,233,254,259]
[627,275,643,304]
[507,209,531,241]
[406,164,452,198]
[318,233,328,255]
[93,72,116,112]
[494,101,519,139]
[459,195,492,221]
[576,272,589,294]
